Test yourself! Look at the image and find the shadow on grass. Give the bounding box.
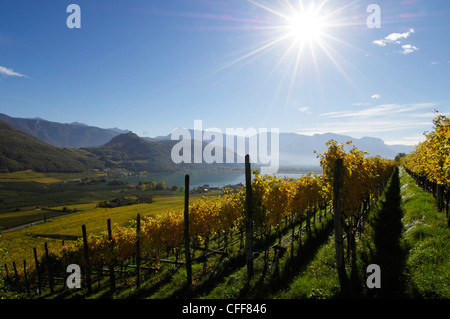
[168,250,247,299]
[356,168,409,298]
[241,216,335,298]
[32,234,81,241]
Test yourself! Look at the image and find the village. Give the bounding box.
[190,183,244,194]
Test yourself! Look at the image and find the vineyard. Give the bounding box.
[2,118,450,299]
[1,137,402,299]
[401,112,450,227]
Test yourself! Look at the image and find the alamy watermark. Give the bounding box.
[65,3,381,30]
[66,264,81,289]
[170,120,280,174]
[367,4,381,29]
[66,4,81,29]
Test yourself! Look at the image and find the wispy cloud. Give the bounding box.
[352,102,371,106]
[371,94,381,99]
[0,65,27,78]
[296,102,438,145]
[298,106,310,113]
[384,135,426,146]
[319,103,434,119]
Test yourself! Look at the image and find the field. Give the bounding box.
[0,171,220,268]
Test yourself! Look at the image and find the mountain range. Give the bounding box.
[0,113,415,173]
[143,129,414,167]
[0,113,128,148]
[0,120,104,173]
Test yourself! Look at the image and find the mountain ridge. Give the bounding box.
[0,113,126,148]
[0,113,415,171]
[0,120,104,173]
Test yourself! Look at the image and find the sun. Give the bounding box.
[287,11,325,42]
[209,0,360,102]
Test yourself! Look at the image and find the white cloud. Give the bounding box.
[401,44,419,54]
[372,29,418,55]
[372,28,415,47]
[385,29,415,42]
[372,40,387,47]
[298,107,310,113]
[371,94,381,99]
[0,65,27,78]
[430,61,439,65]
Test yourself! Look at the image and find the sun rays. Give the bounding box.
[199,0,364,106]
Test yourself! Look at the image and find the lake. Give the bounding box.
[111,171,307,189]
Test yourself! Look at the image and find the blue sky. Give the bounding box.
[0,0,449,145]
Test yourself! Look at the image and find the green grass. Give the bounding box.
[0,170,61,183]
[399,167,450,298]
[203,211,336,299]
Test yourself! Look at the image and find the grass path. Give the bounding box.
[398,167,450,298]
[357,167,409,298]
[274,166,449,299]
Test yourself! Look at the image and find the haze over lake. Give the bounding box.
[112,171,307,189]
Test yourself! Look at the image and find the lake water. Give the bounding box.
[113,171,306,188]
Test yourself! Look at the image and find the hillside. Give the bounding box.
[0,113,126,148]
[0,121,241,174]
[0,120,104,173]
[84,132,241,173]
[84,132,179,172]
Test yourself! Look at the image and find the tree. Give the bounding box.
[395,153,407,162]
[156,180,166,190]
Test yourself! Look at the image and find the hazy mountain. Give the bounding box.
[275,132,415,168]
[159,129,415,169]
[0,113,126,148]
[0,120,104,173]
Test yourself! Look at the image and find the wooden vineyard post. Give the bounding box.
[12,261,19,287]
[81,225,92,294]
[333,158,349,292]
[136,213,141,289]
[44,242,54,294]
[245,154,254,280]
[4,264,10,286]
[184,174,192,289]
[436,183,443,212]
[107,219,116,293]
[23,260,31,298]
[33,248,42,295]
[445,187,450,228]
